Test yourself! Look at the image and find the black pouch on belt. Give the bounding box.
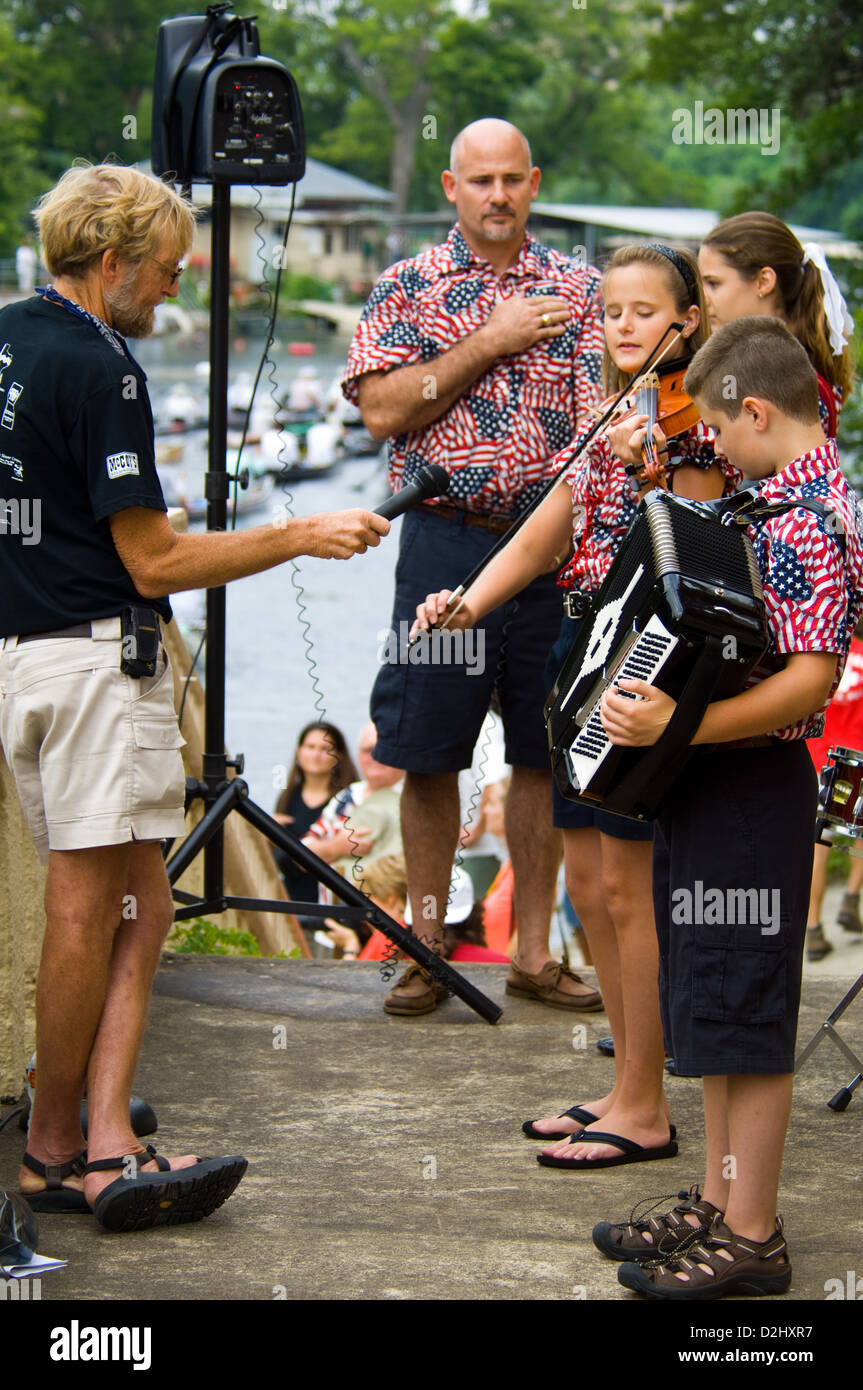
[120,605,160,677]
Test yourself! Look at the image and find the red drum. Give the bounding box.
[816,746,863,841]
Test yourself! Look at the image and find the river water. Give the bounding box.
[136,328,407,812]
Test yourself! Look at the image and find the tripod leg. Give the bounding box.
[237,795,502,1024]
[828,1076,862,1112]
[165,779,241,884]
[795,972,863,1073]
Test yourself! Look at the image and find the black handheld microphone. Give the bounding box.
[374,463,450,520]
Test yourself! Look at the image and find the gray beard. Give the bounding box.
[104,274,155,339]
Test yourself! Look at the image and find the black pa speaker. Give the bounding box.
[152,6,305,186]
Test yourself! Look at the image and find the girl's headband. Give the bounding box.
[644,242,699,307]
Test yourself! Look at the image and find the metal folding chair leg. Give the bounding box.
[795,971,863,1110]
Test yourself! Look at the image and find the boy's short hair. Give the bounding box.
[683,316,820,423]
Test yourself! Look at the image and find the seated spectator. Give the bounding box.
[324,854,406,960]
[475,777,516,957]
[272,721,357,904]
[478,781,590,966]
[302,721,403,881]
[326,855,509,963]
[460,775,510,900]
[458,712,509,900]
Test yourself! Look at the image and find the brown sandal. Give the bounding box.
[592,1185,723,1262]
[618,1217,792,1299]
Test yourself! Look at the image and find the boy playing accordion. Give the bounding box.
[597,316,863,1299]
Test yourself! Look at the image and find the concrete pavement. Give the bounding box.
[2,915,860,1304]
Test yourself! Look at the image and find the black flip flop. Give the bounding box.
[522,1104,600,1140]
[85,1145,247,1232]
[20,1150,90,1214]
[536,1128,678,1170]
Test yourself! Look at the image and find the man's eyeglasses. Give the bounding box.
[149,257,186,284]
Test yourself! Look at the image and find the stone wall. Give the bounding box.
[0,752,45,1097]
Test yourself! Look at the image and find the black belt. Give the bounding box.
[18,623,94,642]
[421,503,513,535]
[16,617,163,644]
[563,591,592,619]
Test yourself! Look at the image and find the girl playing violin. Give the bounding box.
[413,242,736,1179]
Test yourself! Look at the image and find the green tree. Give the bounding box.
[273,0,545,214]
[8,0,170,176]
[0,16,45,253]
[647,0,863,235]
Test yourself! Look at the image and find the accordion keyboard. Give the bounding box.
[566,614,678,791]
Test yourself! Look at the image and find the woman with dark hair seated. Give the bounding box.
[273,722,357,905]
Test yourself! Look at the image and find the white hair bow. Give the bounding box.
[802,242,854,357]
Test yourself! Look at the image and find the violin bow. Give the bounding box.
[412,321,685,642]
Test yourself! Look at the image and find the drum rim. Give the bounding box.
[827,745,863,763]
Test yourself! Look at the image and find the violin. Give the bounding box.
[591,357,701,493]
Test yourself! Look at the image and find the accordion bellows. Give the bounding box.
[545,489,768,820]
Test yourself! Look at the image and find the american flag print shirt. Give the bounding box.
[817,374,843,439]
[746,440,863,741]
[556,420,741,593]
[342,225,604,519]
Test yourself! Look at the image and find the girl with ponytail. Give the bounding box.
[699,211,855,438]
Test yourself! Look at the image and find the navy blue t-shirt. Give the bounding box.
[0,295,172,636]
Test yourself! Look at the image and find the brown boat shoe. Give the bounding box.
[383,961,449,1016]
[506,958,603,1012]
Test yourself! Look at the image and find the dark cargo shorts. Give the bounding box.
[652,741,816,1075]
[371,508,562,773]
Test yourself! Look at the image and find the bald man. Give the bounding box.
[343,118,605,1015]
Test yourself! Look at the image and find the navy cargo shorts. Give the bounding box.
[371,507,562,774]
[653,741,816,1075]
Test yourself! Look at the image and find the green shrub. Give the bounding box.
[826,839,856,882]
[169,918,262,956]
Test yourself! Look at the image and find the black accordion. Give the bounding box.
[545,489,768,821]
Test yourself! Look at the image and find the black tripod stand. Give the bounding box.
[165,184,500,1025]
[795,973,863,1111]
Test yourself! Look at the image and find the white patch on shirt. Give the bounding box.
[106,451,140,480]
[1,381,23,430]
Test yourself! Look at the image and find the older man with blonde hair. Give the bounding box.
[0,163,387,1231]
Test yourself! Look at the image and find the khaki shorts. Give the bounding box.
[0,618,187,862]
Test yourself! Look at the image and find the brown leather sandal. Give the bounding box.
[592,1185,723,1262]
[617,1217,792,1299]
